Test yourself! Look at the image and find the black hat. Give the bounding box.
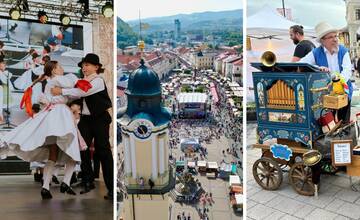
[78,53,103,68]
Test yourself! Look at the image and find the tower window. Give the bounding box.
[356,9,360,20]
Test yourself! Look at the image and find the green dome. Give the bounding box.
[126,60,161,96]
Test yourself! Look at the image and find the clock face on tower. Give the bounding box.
[132,119,153,139]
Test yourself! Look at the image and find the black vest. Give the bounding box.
[83,80,112,117]
[31,71,47,92]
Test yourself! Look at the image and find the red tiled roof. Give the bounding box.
[233,59,243,66]
[143,53,157,61]
[178,47,190,54]
[117,55,140,65]
[229,57,242,64]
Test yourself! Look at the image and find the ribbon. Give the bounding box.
[75,80,92,92]
[44,103,55,111]
[20,87,33,117]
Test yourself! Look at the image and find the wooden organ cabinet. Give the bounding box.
[252,63,331,148]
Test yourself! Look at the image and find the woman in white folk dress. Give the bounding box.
[0,60,82,199]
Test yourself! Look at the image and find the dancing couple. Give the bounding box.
[0,53,114,200]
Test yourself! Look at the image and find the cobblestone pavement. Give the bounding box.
[247,121,360,220]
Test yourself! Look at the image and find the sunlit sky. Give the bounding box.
[117,0,243,21]
[248,0,346,28]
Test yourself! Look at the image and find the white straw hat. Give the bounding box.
[315,22,338,42]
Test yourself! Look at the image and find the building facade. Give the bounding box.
[346,0,360,56]
[174,19,181,41]
[189,50,217,70]
[232,59,243,85]
[119,60,175,220]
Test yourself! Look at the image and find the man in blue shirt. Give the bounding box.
[301,22,353,123]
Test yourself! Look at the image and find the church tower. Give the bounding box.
[119,59,174,220]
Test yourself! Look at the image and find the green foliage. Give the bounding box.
[117,17,155,49]
[184,69,191,74]
[181,85,192,92]
[117,18,138,49]
[195,85,206,93]
[233,96,242,107]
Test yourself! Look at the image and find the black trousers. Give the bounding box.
[337,99,351,123]
[78,112,113,193]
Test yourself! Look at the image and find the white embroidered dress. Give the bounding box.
[0,74,81,163]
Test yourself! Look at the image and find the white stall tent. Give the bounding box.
[247,6,315,102]
[235,194,243,205]
[229,175,241,186]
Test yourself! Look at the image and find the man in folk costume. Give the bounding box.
[51,53,114,199]
[300,21,353,122]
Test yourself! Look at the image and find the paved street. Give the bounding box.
[170,132,242,220]
[118,124,242,220]
[247,122,360,220]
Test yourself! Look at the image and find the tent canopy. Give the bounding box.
[207,162,218,169]
[229,175,241,186]
[180,138,199,145]
[220,163,232,172]
[177,93,207,104]
[248,6,313,35]
[197,160,207,167]
[235,194,243,205]
[246,6,316,103]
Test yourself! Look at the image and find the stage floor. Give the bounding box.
[0,175,113,220]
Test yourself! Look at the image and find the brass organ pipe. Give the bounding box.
[281,81,285,105]
[273,82,277,105]
[290,88,295,106]
[287,84,291,105]
[278,81,281,105]
[278,81,282,105]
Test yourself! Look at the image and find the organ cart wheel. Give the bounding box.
[289,162,315,196]
[253,157,283,190]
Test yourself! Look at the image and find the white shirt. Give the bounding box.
[62,73,105,115]
[300,46,352,82]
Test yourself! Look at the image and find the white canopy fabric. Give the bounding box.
[197,160,207,167]
[188,161,196,168]
[207,162,218,169]
[235,194,243,205]
[177,93,207,104]
[229,175,241,186]
[248,6,313,34]
[180,138,199,145]
[220,163,232,172]
[246,6,316,102]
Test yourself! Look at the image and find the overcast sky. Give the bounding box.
[117,0,243,21]
[248,0,346,28]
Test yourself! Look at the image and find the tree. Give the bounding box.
[184,69,191,75]
[181,85,192,92]
[195,85,206,93]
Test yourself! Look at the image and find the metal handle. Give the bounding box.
[310,86,329,92]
